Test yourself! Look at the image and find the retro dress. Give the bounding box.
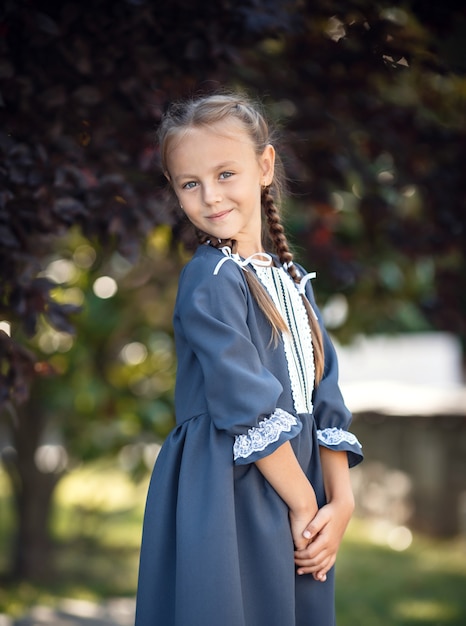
[135,243,363,626]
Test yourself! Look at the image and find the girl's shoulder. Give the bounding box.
[178,244,248,294]
[175,245,250,321]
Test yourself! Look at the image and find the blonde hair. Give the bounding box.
[158,92,324,384]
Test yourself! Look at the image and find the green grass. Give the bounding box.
[1,463,465,625]
[337,519,466,625]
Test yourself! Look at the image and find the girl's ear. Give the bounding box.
[260,144,275,186]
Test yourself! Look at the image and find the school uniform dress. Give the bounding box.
[135,243,363,626]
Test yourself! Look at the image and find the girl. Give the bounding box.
[135,93,363,626]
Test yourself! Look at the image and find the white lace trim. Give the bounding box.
[317,427,362,448]
[254,265,315,414]
[233,408,298,460]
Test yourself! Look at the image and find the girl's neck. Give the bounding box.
[236,241,265,260]
[210,236,265,261]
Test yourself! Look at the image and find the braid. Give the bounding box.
[263,188,297,281]
[263,188,325,383]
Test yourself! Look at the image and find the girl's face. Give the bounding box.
[165,119,275,257]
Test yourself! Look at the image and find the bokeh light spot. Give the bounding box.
[45,259,78,284]
[73,244,97,269]
[120,341,148,365]
[0,321,11,336]
[387,525,413,551]
[93,276,118,299]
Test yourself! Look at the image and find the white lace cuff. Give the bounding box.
[317,427,362,448]
[233,409,298,461]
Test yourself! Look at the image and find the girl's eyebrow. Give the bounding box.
[214,160,239,169]
[173,173,195,184]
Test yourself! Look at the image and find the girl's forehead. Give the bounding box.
[166,119,257,169]
[172,119,253,149]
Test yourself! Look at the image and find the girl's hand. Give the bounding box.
[293,497,354,581]
[289,498,318,552]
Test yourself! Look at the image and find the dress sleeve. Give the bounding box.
[304,279,363,468]
[176,257,302,465]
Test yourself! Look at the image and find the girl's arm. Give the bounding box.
[255,441,318,551]
[294,447,355,580]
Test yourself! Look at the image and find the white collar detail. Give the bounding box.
[212,246,318,320]
[213,246,273,275]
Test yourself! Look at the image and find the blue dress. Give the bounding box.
[135,244,363,626]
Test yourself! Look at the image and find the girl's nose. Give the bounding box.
[202,183,222,206]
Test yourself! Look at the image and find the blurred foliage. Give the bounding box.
[1,0,465,407]
[0,227,183,578]
[30,227,180,463]
[0,0,296,577]
[0,0,465,580]
[1,0,287,406]
[240,1,466,343]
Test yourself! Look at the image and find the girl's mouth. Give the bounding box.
[207,210,232,221]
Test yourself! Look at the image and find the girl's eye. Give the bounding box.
[182,181,197,190]
[219,171,233,180]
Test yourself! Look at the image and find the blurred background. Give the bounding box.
[0,0,465,624]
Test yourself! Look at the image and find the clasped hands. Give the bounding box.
[289,498,353,582]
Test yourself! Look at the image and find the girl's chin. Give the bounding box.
[205,231,235,242]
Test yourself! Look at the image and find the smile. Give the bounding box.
[206,209,232,221]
